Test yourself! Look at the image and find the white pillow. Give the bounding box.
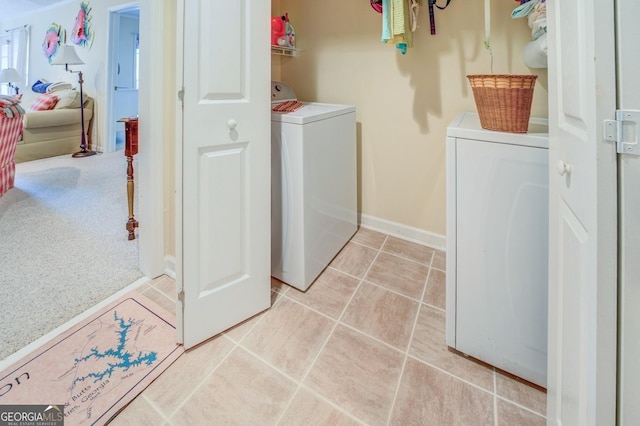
[53,90,86,109]
[46,82,74,93]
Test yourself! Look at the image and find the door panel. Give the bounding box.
[198,1,245,99]
[547,0,618,424]
[179,0,271,349]
[197,144,247,291]
[557,201,588,426]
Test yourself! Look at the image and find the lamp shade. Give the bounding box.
[51,45,84,66]
[0,68,21,83]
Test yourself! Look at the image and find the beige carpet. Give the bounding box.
[0,291,183,425]
[0,152,144,360]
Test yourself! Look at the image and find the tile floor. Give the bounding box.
[111,228,546,425]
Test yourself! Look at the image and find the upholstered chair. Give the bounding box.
[0,96,25,196]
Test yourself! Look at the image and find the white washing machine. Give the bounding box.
[271,81,357,291]
[445,112,549,387]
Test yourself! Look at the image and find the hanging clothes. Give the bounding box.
[385,0,413,54]
[511,0,540,19]
[381,0,392,42]
[379,0,450,54]
[409,0,421,33]
[392,0,407,35]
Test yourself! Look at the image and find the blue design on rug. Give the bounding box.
[72,311,158,385]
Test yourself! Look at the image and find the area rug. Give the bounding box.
[0,292,183,425]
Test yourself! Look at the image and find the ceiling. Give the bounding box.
[0,0,71,22]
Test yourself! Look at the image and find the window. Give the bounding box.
[0,38,10,95]
[0,26,30,95]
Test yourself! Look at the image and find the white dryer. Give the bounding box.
[445,112,549,387]
[271,81,357,291]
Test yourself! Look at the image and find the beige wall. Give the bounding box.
[162,0,177,258]
[274,0,548,236]
[271,1,283,79]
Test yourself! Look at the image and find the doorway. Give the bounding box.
[106,4,140,154]
[0,0,167,370]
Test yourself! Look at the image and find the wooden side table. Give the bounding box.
[118,118,139,240]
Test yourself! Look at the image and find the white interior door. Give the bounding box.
[546,1,618,424]
[177,0,271,348]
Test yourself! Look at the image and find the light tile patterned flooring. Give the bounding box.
[112,228,546,425]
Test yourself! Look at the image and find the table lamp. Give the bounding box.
[0,68,22,94]
[51,45,95,157]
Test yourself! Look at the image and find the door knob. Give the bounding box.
[227,119,238,130]
[556,160,572,176]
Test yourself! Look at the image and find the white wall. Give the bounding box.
[0,0,139,151]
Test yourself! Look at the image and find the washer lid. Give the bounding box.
[272,102,356,124]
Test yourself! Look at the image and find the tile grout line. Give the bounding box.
[162,334,241,422]
[163,238,507,405]
[347,237,386,252]
[494,366,499,426]
[346,237,437,269]
[495,394,547,419]
[271,265,372,425]
[277,247,438,355]
[274,385,370,426]
[278,288,409,356]
[141,394,172,424]
[141,234,535,424]
[151,279,281,422]
[361,278,426,304]
[405,352,495,395]
[384,259,433,425]
[143,278,180,425]
[423,300,446,313]
[274,235,390,425]
[147,285,175,306]
[328,264,430,306]
[223,288,286,345]
[233,330,368,425]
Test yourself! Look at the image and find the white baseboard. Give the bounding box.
[164,255,176,279]
[359,214,446,251]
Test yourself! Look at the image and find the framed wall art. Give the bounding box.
[71,2,94,48]
[42,23,65,63]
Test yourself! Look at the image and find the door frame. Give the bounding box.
[134,0,169,279]
[616,0,640,422]
[174,0,185,344]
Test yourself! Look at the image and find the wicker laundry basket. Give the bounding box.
[467,74,537,133]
